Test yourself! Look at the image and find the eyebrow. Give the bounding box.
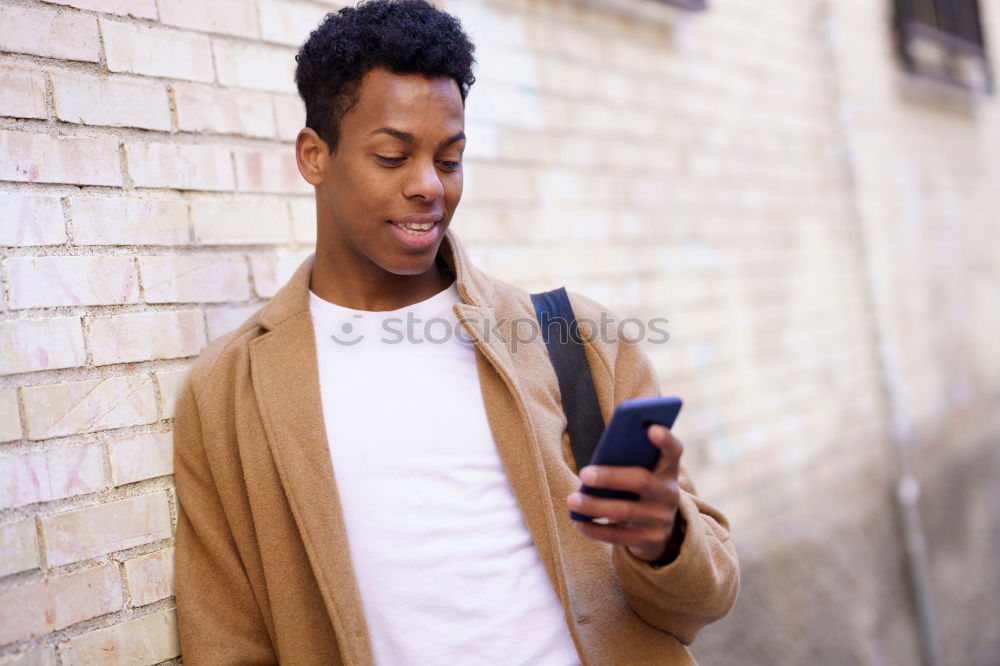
[367,127,466,148]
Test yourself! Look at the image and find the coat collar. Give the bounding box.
[247,228,574,664]
[256,227,497,331]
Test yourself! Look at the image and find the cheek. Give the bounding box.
[446,173,464,206]
[333,168,393,209]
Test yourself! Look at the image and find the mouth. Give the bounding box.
[386,213,443,249]
[389,220,437,236]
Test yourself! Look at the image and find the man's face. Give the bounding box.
[314,67,466,277]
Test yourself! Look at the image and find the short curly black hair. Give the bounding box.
[294,0,476,152]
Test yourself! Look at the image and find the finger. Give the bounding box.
[579,465,654,495]
[573,519,673,551]
[567,491,675,527]
[647,424,683,476]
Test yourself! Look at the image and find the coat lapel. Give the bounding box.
[435,231,571,609]
[249,308,374,665]
[247,228,573,663]
[451,302,570,606]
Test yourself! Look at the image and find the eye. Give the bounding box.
[375,155,405,167]
[437,160,461,172]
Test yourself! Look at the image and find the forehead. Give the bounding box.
[345,67,464,138]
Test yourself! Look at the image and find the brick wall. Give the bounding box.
[0,0,328,663]
[1,0,998,664]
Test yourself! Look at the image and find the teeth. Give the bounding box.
[393,221,434,235]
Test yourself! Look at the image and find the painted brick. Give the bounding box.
[0,65,48,120]
[535,58,590,98]
[5,255,138,310]
[463,82,545,130]
[168,486,178,531]
[53,73,171,131]
[102,20,214,83]
[0,389,21,443]
[288,198,316,244]
[273,94,305,141]
[233,148,310,194]
[462,122,499,162]
[258,0,325,47]
[173,83,276,138]
[138,254,250,303]
[88,309,206,366]
[0,444,105,509]
[213,41,298,94]
[42,492,172,566]
[475,49,538,90]
[123,547,175,606]
[0,518,40,577]
[249,253,279,299]
[22,375,158,440]
[205,303,259,341]
[69,197,189,246]
[447,206,508,244]
[191,197,293,244]
[0,131,122,187]
[126,142,235,192]
[0,195,67,247]
[462,162,536,205]
[249,250,310,298]
[0,645,57,666]
[40,0,158,19]
[155,367,191,419]
[496,128,554,165]
[560,135,607,169]
[0,563,123,644]
[64,608,180,666]
[160,0,258,38]
[0,316,85,376]
[109,431,173,486]
[0,6,100,63]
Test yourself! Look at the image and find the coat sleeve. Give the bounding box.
[605,326,741,645]
[173,377,278,665]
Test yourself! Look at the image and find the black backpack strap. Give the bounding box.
[530,287,607,473]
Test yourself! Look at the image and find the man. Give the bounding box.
[173,1,739,664]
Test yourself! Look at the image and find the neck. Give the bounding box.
[309,244,454,312]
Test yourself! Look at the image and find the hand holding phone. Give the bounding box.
[569,396,682,523]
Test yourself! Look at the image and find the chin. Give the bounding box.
[386,262,435,277]
[376,247,441,276]
[377,221,447,274]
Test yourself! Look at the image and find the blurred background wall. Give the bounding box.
[1,0,998,664]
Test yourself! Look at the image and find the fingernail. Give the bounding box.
[581,467,597,484]
[649,424,667,441]
[568,492,582,508]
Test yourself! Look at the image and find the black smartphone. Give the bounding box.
[570,396,683,522]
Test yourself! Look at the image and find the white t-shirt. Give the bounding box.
[308,278,581,666]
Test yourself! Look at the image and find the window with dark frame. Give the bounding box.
[894,0,994,93]
[660,0,707,11]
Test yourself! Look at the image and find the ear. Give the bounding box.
[296,127,330,186]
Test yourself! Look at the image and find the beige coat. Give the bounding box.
[173,228,740,665]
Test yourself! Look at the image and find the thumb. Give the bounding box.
[648,423,682,476]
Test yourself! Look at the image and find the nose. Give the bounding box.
[402,159,445,201]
